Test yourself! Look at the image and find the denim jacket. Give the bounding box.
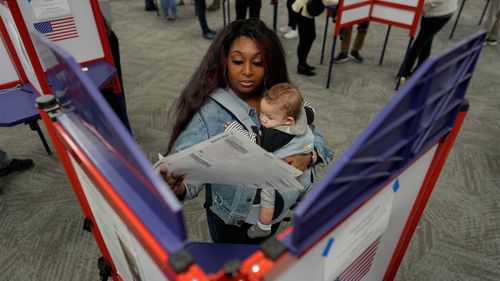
[175,88,334,226]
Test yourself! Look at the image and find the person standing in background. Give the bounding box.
[194,0,217,39]
[292,0,337,76]
[235,0,262,20]
[145,0,157,11]
[0,149,34,192]
[161,0,179,21]
[484,0,500,46]
[398,0,457,85]
[333,21,370,63]
[279,0,299,39]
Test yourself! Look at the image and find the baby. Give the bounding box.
[226,83,316,238]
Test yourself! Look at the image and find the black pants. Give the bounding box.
[297,15,316,66]
[145,0,155,9]
[206,208,281,244]
[102,30,131,133]
[400,15,452,78]
[195,0,210,34]
[235,0,262,20]
[287,0,297,29]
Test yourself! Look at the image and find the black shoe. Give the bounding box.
[333,52,349,64]
[203,30,216,40]
[0,159,34,177]
[297,65,316,76]
[304,63,315,70]
[350,50,364,63]
[145,6,157,11]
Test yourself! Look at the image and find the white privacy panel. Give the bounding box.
[17,0,104,65]
[0,35,19,86]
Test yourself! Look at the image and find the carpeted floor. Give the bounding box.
[0,0,499,280]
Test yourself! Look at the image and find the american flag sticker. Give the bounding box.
[335,236,381,281]
[33,16,78,42]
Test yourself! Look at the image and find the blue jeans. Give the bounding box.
[0,149,11,169]
[161,0,177,18]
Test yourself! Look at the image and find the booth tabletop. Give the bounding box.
[0,84,40,127]
[82,61,117,90]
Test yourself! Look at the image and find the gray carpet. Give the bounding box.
[0,0,499,280]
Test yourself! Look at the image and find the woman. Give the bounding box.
[399,0,457,85]
[161,19,334,244]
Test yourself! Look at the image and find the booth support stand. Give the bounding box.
[272,0,278,31]
[326,35,338,89]
[379,25,392,66]
[478,0,490,25]
[320,10,332,64]
[28,121,52,155]
[450,0,466,39]
[222,0,231,26]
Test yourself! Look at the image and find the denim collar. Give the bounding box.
[211,88,259,132]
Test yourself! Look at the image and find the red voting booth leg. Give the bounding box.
[383,106,469,281]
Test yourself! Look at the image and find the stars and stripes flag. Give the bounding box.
[336,236,381,281]
[33,17,78,42]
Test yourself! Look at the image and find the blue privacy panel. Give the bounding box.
[31,32,188,252]
[284,30,486,255]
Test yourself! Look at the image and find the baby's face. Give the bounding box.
[259,98,295,128]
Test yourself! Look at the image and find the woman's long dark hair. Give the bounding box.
[167,18,289,153]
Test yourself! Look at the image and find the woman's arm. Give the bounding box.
[165,112,209,201]
[310,124,334,166]
[283,125,334,171]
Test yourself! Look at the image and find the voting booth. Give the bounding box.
[323,0,425,88]
[0,0,120,95]
[0,0,123,154]
[34,26,485,281]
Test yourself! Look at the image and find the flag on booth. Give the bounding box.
[336,236,381,281]
[33,17,78,42]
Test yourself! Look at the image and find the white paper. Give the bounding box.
[323,185,395,281]
[154,131,304,191]
[31,0,72,21]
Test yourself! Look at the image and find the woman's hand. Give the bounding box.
[158,165,187,198]
[283,152,313,172]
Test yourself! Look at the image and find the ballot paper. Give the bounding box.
[31,0,72,21]
[154,131,304,191]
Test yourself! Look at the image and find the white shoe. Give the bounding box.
[487,39,498,46]
[279,26,291,33]
[284,29,298,39]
